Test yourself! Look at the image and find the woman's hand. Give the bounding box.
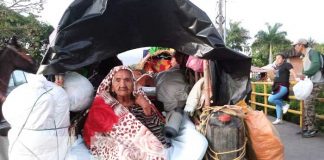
[300,75,306,80]
[135,93,152,116]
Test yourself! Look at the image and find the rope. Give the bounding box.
[207,138,247,160]
[197,105,244,136]
[19,141,41,160]
[197,105,247,160]
[23,126,69,131]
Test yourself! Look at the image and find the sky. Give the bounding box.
[191,0,324,44]
[39,0,324,64]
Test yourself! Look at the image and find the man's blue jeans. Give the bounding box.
[268,86,288,119]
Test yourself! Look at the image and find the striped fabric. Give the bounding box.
[129,104,166,145]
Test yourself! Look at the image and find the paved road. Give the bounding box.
[268,116,324,160]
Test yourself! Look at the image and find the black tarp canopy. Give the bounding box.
[38,0,251,105]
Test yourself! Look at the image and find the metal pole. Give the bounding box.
[224,0,227,45]
[218,0,223,38]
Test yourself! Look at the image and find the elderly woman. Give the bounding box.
[83,65,208,160]
[83,65,167,159]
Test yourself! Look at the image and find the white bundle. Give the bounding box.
[3,74,70,129]
[293,77,313,100]
[8,128,70,160]
[3,74,71,160]
[63,72,94,112]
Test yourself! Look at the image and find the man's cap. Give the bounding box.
[292,38,308,45]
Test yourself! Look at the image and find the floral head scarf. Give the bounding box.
[97,65,136,96]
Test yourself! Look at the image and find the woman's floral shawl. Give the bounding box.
[83,65,166,160]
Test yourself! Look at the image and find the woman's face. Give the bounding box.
[275,55,285,66]
[294,44,303,54]
[111,69,134,97]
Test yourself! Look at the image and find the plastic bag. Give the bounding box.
[244,110,284,160]
[64,72,94,111]
[3,74,71,160]
[3,74,70,129]
[186,56,204,72]
[293,77,313,100]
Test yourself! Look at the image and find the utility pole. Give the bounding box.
[224,0,227,44]
[215,0,226,44]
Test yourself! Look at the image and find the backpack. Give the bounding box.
[309,51,324,75]
[319,53,324,75]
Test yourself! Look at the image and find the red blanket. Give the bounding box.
[83,96,166,160]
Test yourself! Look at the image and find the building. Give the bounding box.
[284,48,303,79]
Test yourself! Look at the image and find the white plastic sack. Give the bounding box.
[8,128,70,160]
[64,72,94,112]
[293,78,313,100]
[3,74,70,129]
[3,74,71,160]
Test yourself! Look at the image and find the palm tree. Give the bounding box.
[307,37,316,48]
[225,21,250,52]
[252,23,289,64]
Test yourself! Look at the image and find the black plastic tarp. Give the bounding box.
[38,0,251,105]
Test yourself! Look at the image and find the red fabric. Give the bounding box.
[83,96,119,147]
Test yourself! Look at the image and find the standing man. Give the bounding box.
[294,38,324,138]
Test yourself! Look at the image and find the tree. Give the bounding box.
[252,23,291,64]
[307,37,316,48]
[0,0,45,15]
[314,43,324,54]
[225,21,250,52]
[251,45,269,67]
[0,5,53,64]
[303,38,324,54]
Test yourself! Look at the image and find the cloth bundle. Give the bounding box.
[155,67,190,138]
[186,56,204,72]
[3,72,94,160]
[3,75,71,160]
[64,72,94,111]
